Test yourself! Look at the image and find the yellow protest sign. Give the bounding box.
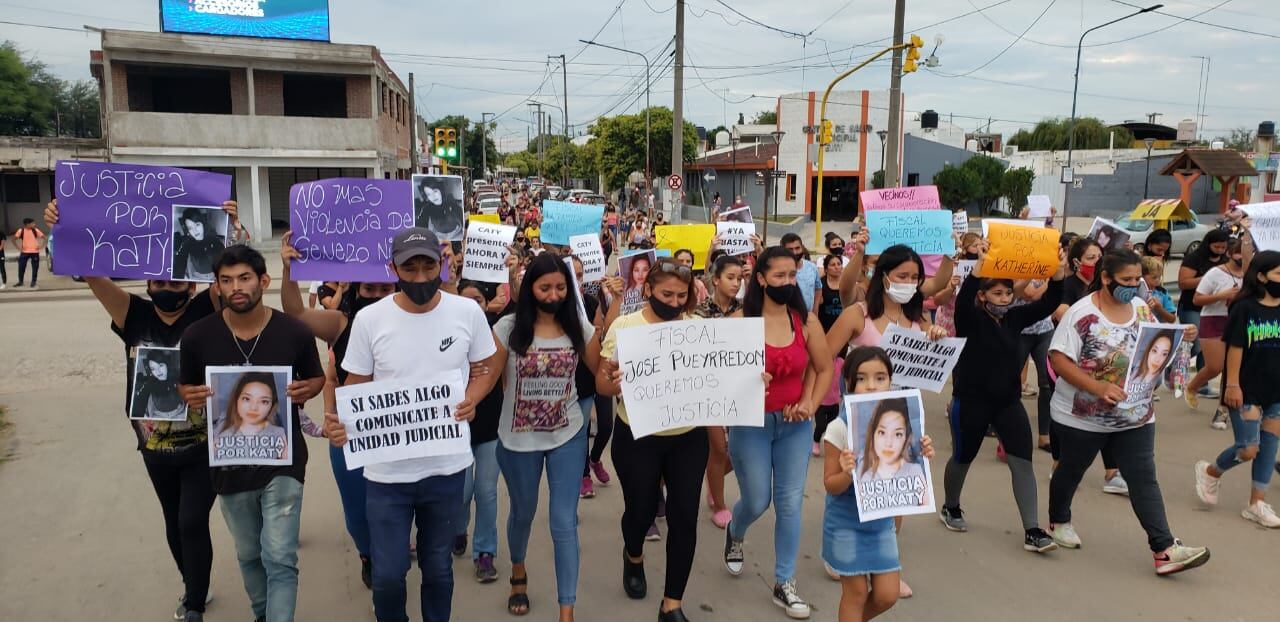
[469,213,501,224]
[653,224,716,270]
[977,221,1060,279]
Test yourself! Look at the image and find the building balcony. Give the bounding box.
[108,111,378,153]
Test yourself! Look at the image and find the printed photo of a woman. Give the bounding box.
[209,368,292,465]
[858,397,927,487]
[1122,325,1182,405]
[618,250,654,314]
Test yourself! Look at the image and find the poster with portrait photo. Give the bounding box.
[1121,323,1186,407]
[129,346,187,421]
[1087,217,1130,252]
[413,174,466,241]
[618,249,656,315]
[718,205,753,224]
[171,205,230,282]
[844,389,935,522]
[206,366,293,467]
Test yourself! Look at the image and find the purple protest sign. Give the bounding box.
[859,185,941,211]
[52,160,231,279]
[288,178,413,283]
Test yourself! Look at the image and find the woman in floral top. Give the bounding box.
[694,254,745,528]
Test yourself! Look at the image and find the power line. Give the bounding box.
[1108,0,1280,39]
[0,2,151,26]
[962,0,1239,48]
[0,19,89,33]
[711,0,807,38]
[931,0,1058,77]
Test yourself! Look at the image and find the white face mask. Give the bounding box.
[885,281,917,304]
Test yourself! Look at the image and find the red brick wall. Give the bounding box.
[254,70,283,116]
[229,69,248,115]
[347,76,371,119]
[110,62,128,112]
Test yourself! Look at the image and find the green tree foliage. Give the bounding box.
[707,125,729,148]
[1007,117,1134,151]
[1000,167,1035,214]
[426,114,498,174]
[1216,127,1255,152]
[590,107,698,190]
[963,154,1007,215]
[871,169,885,189]
[751,110,777,125]
[933,163,979,211]
[0,41,100,138]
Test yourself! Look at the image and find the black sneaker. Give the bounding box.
[939,506,968,532]
[771,579,811,619]
[723,524,745,576]
[452,534,468,558]
[658,606,690,622]
[623,548,647,599]
[1024,528,1059,553]
[360,555,372,590]
[183,612,203,622]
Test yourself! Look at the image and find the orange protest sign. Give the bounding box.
[977,221,1059,279]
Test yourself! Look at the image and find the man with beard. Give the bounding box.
[45,198,241,621]
[173,207,230,281]
[178,245,325,622]
[325,228,501,622]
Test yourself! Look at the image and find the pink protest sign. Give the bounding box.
[859,186,941,211]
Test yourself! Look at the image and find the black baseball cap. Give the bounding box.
[392,227,441,265]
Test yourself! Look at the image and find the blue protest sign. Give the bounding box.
[540,201,603,245]
[865,209,956,255]
[288,178,413,283]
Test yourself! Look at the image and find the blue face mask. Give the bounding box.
[1109,281,1140,304]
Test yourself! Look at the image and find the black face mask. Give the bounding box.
[351,295,381,316]
[399,277,441,306]
[1264,280,1280,299]
[962,252,980,260]
[648,295,683,320]
[765,283,797,305]
[536,297,565,314]
[150,289,190,313]
[829,246,844,256]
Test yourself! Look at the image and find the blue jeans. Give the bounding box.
[219,476,304,622]
[459,439,500,559]
[496,421,589,605]
[1213,403,1280,492]
[366,471,465,622]
[1178,308,1203,366]
[728,412,813,583]
[329,444,369,558]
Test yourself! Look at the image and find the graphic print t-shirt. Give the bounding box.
[1049,294,1155,432]
[113,292,216,454]
[494,315,594,452]
[1226,298,1280,406]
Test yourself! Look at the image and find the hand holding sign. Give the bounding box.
[716,221,755,256]
[977,221,1060,280]
[335,370,471,469]
[289,178,413,282]
[865,210,956,256]
[462,222,517,283]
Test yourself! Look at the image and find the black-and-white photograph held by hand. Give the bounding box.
[413,174,466,241]
[171,204,230,282]
[129,347,187,421]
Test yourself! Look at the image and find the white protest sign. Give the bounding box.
[954,259,977,293]
[617,317,765,438]
[569,233,607,282]
[462,222,516,283]
[844,389,935,521]
[952,211,968,235]
[1242,201,1280,253]
[980,217,1043,237]
[716,221,756,256]
[1027,195,1052,218]
[336,369,471,469]
[877,324,966,393]
[563,256,591,327]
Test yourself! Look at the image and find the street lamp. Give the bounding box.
[1061,4,1163,232]
[581,39,651,199]
[1143,137,1156,198]
[876,129,889,189]
[730,133,741,208]
[529,99,569,188]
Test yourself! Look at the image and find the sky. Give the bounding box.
[3,0,1277,152]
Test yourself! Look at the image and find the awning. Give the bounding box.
[1130,198,1194,221]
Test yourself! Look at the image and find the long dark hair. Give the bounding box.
[1234,250,1280,306]
[1067,237,1101,279]
[1088,249,1142,293]
[866,244,925,322]
[742,246,807,318]
[1144,229,1172,256]
[1189,228,1231,265]
[507,253,587,358]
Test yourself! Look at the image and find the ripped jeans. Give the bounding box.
[1212,403,1280,492]
[219,475,304,622]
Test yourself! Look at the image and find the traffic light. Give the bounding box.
[819,119,833,145]
[445,129,458,160]
[434,128,447,158]
[903,34,923,74]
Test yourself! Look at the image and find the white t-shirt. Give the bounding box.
[493,315,595,452]
[1194,265,1242,317]
[824,416,850,451]
[342,293,498,483]
[1048,294,1156,433]
[308,282,321,295]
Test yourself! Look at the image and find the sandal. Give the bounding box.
[507,575,530,616]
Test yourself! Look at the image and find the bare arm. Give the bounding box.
[799,314,833,415]
[823,444,854,495]
[1050,350,1125,405]
[824,304,864,356]
[280,231,347,343]
[921,255,955,298]
[1177,265,1201,292]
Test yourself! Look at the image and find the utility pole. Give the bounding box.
[884,0,906,189]
[552,53,569,188]
[480,112,493,180]
[670,0,685,222]
[408,73,419,174]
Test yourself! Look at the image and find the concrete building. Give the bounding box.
[89,29,413,238]
[0,137,107,232]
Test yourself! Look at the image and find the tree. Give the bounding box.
[0,42,52,136]
[707,125,729,148]
[590,106,698,190]
[871,169,885,189]
[750,110,776,125]
[1000,167,1035,215]
[962,154,1007,215]
[1007,117,1134,151]
[933,164,979,211]
[1216,127,1255,151]
[426,114,498,174]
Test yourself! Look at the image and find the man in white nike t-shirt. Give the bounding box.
[326,227,499,622]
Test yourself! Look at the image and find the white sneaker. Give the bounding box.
[1211,407,1228,430]
[1193,460,1220,506]
[1049,522,1082,549]
[1242,501,1280,528]
[771,579,810,619]
[1102,474,1130,496]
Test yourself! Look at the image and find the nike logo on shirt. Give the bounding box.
[440,336,457,352]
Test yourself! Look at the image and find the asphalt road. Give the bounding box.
[0,296,1274,622]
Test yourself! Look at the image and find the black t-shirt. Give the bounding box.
[1226,298,1280,406]
[112,291,217,454]
[1179,253,1226,313]
[574,295,600,400]
[1061,275,1090,309]
[179,309,325,495]
[470,311,505,448]
[817,282,843,333]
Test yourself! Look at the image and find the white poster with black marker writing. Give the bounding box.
[335,369,470,470]
[461,221,516,283]
[716,221,755,256]
[877,324,965,393]
[569,233,607,282]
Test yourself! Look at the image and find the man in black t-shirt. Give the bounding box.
[45,199,239,621]
[179,245,324,622]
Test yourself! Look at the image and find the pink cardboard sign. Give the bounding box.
[859,185,941,211]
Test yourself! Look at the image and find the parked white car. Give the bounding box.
[1112,214,1211,257]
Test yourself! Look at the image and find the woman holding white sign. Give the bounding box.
[721,247,832,620]
[490,253,601,620]
[694,255,746,530]
[597,258,705,622]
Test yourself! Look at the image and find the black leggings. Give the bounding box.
[949,397,1033,463]
[1045,383,1119,472]
[1018,331,1053,436]
[585,394,615,477]
[143,448,217,613]
[813,404,839,443]
[612,420,708,601]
